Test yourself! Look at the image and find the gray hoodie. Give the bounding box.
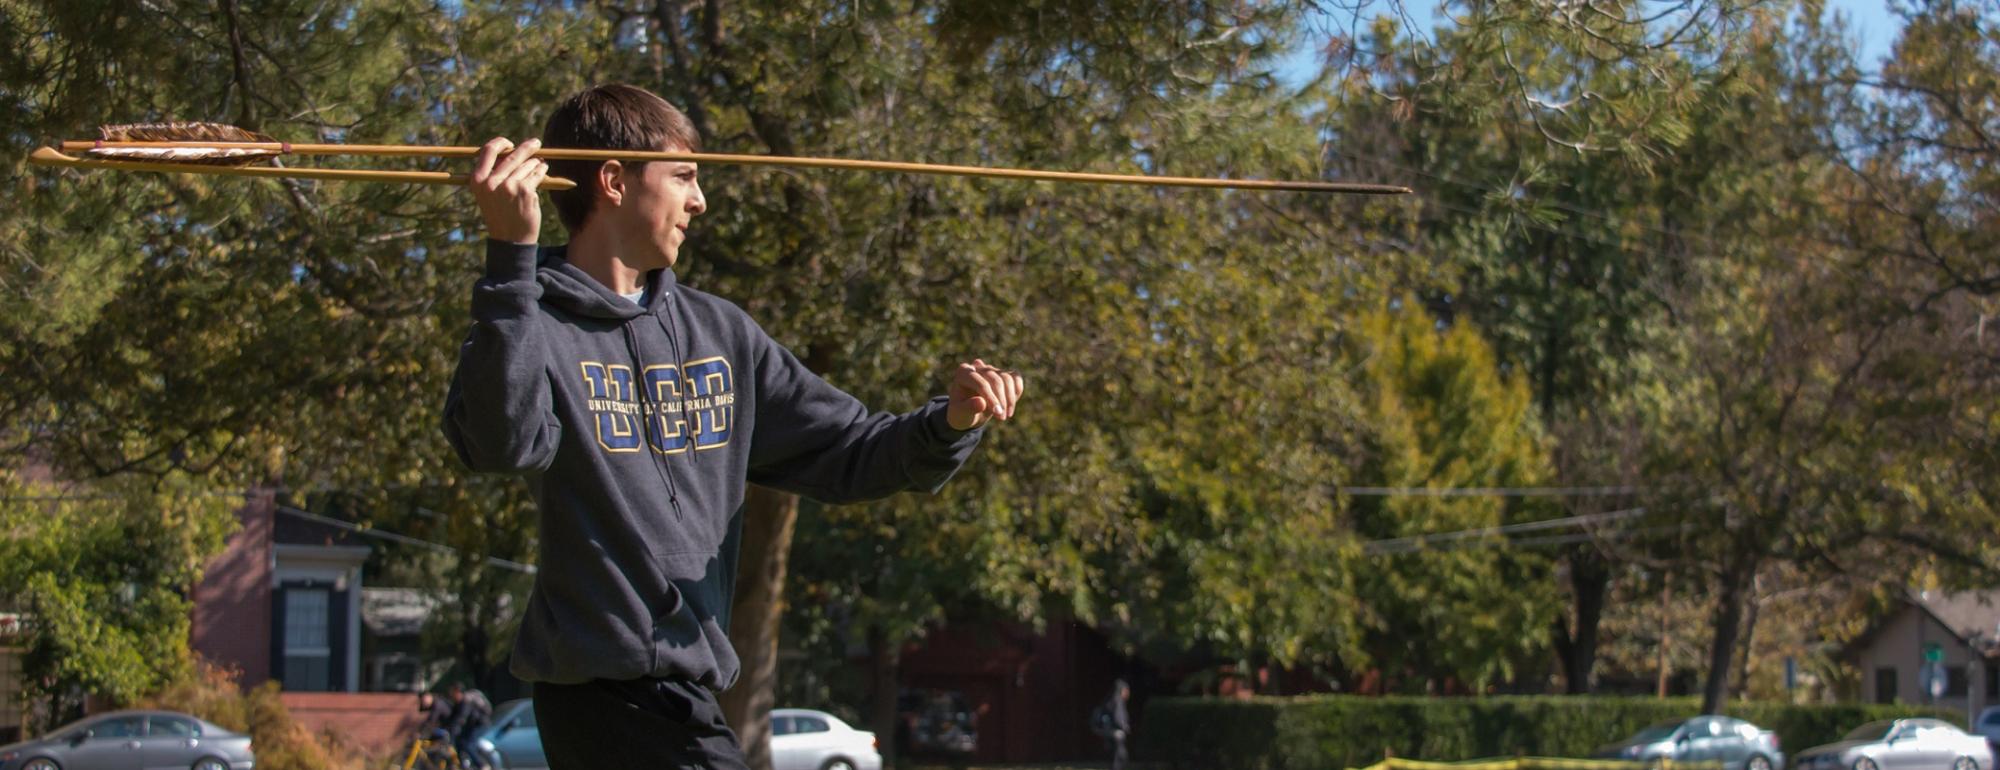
[444,241,983,689]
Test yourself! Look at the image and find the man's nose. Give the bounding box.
[688,183,706,215]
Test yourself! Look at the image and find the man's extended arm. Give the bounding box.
[744,331,1022,503]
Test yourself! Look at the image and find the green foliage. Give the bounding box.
[0,472,237,731]
[1344,300,1561,689]
[1134,696,1961,770]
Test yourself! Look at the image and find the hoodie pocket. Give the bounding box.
[647,549,733,683]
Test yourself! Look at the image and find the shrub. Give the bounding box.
[137,663,367,770]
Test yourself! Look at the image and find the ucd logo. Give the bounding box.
[579,357,735,454]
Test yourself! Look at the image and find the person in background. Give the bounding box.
[1091,678,1132,770]
[446,682,493,769]
[416,691,455,743]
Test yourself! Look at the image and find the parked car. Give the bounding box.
[1975,707,2000,751]
[0,709,255,770]
[471,699,546,770]
[1796,719,1994,770]
[772,709,880,770]
[1594,716,1785,770]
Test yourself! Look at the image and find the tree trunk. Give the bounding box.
[869,625,903,770]
[1734,577,1764,697]
[1701,558,1757,714]
[1657,582,1673,698]
[719,485,799,770]
[1553,547,1611,694]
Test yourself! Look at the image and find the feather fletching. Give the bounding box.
[87,122,282,166]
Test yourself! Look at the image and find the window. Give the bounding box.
[771,716,794,736]
[283,587,333,691]
[91,716,144,739]
[511,707,536,729]
[1948,666,1970,697]
[1988,664,1999,699]
[150,717,199,737]
[796,716,830,734]
[1876,667,1899,704]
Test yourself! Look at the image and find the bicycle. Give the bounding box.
[389,734,462,770]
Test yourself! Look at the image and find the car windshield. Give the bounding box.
[1631,721,1685,743]
[1845,722,1897,741]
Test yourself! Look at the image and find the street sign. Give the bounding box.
[1922,661,1948,699]
[1925,642,1944,663]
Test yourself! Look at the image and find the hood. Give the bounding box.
[1799,740,1875,758]
[533,245,678,320]
[1594,740,1671,759]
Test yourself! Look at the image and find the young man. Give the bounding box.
[442,83,1024,769]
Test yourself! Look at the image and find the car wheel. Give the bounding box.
[1854,758,1879,770]
[21,758,58,770]
[1748,755,1773,770]
[821,759,856,770]
[192,758,229,770]
[1957,757,1978,770]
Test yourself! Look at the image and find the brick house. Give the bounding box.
[189,490,423,755]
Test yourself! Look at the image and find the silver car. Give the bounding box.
[471,699,545,770]
[1795,719,1995,770]
[0,710,254,770]
[1595,716,1786,770]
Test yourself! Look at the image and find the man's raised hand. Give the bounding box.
[946,359,1025,432]
[470,137,550,245]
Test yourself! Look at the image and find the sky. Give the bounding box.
[1275,0,1907,88]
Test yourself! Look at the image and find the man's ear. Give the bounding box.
[597,160,626,208]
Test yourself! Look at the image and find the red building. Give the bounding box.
[897,619,1135,763]
[189,491,421,755]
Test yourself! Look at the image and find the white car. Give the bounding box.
[771,708,881,770]
[1795,719,1994,770]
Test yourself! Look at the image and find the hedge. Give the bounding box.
[1132,696,1962,770]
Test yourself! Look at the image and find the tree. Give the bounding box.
[1344,299,1562,693]
[1627,3,2000,711]
[1309,0,1779,692]
[0,472,237,732]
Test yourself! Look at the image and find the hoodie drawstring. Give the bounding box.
[623,320,686,521]
[655,300,698,467]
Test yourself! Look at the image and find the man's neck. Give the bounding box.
[565,223,651,296]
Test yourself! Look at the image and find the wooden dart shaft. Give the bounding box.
[60,139,1412,195]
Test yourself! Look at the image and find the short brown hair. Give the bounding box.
[541,84,701,235]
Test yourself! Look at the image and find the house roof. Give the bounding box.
[1912,589,2000,653]
[1842,589,2000,660]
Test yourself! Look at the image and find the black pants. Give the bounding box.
[534,677,749,770]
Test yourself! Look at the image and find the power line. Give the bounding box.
[1362,506,1652,554]
[275,505,537,574]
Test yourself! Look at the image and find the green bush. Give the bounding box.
[1133,696,1960,770]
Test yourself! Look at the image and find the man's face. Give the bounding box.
[601,144,706,270]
